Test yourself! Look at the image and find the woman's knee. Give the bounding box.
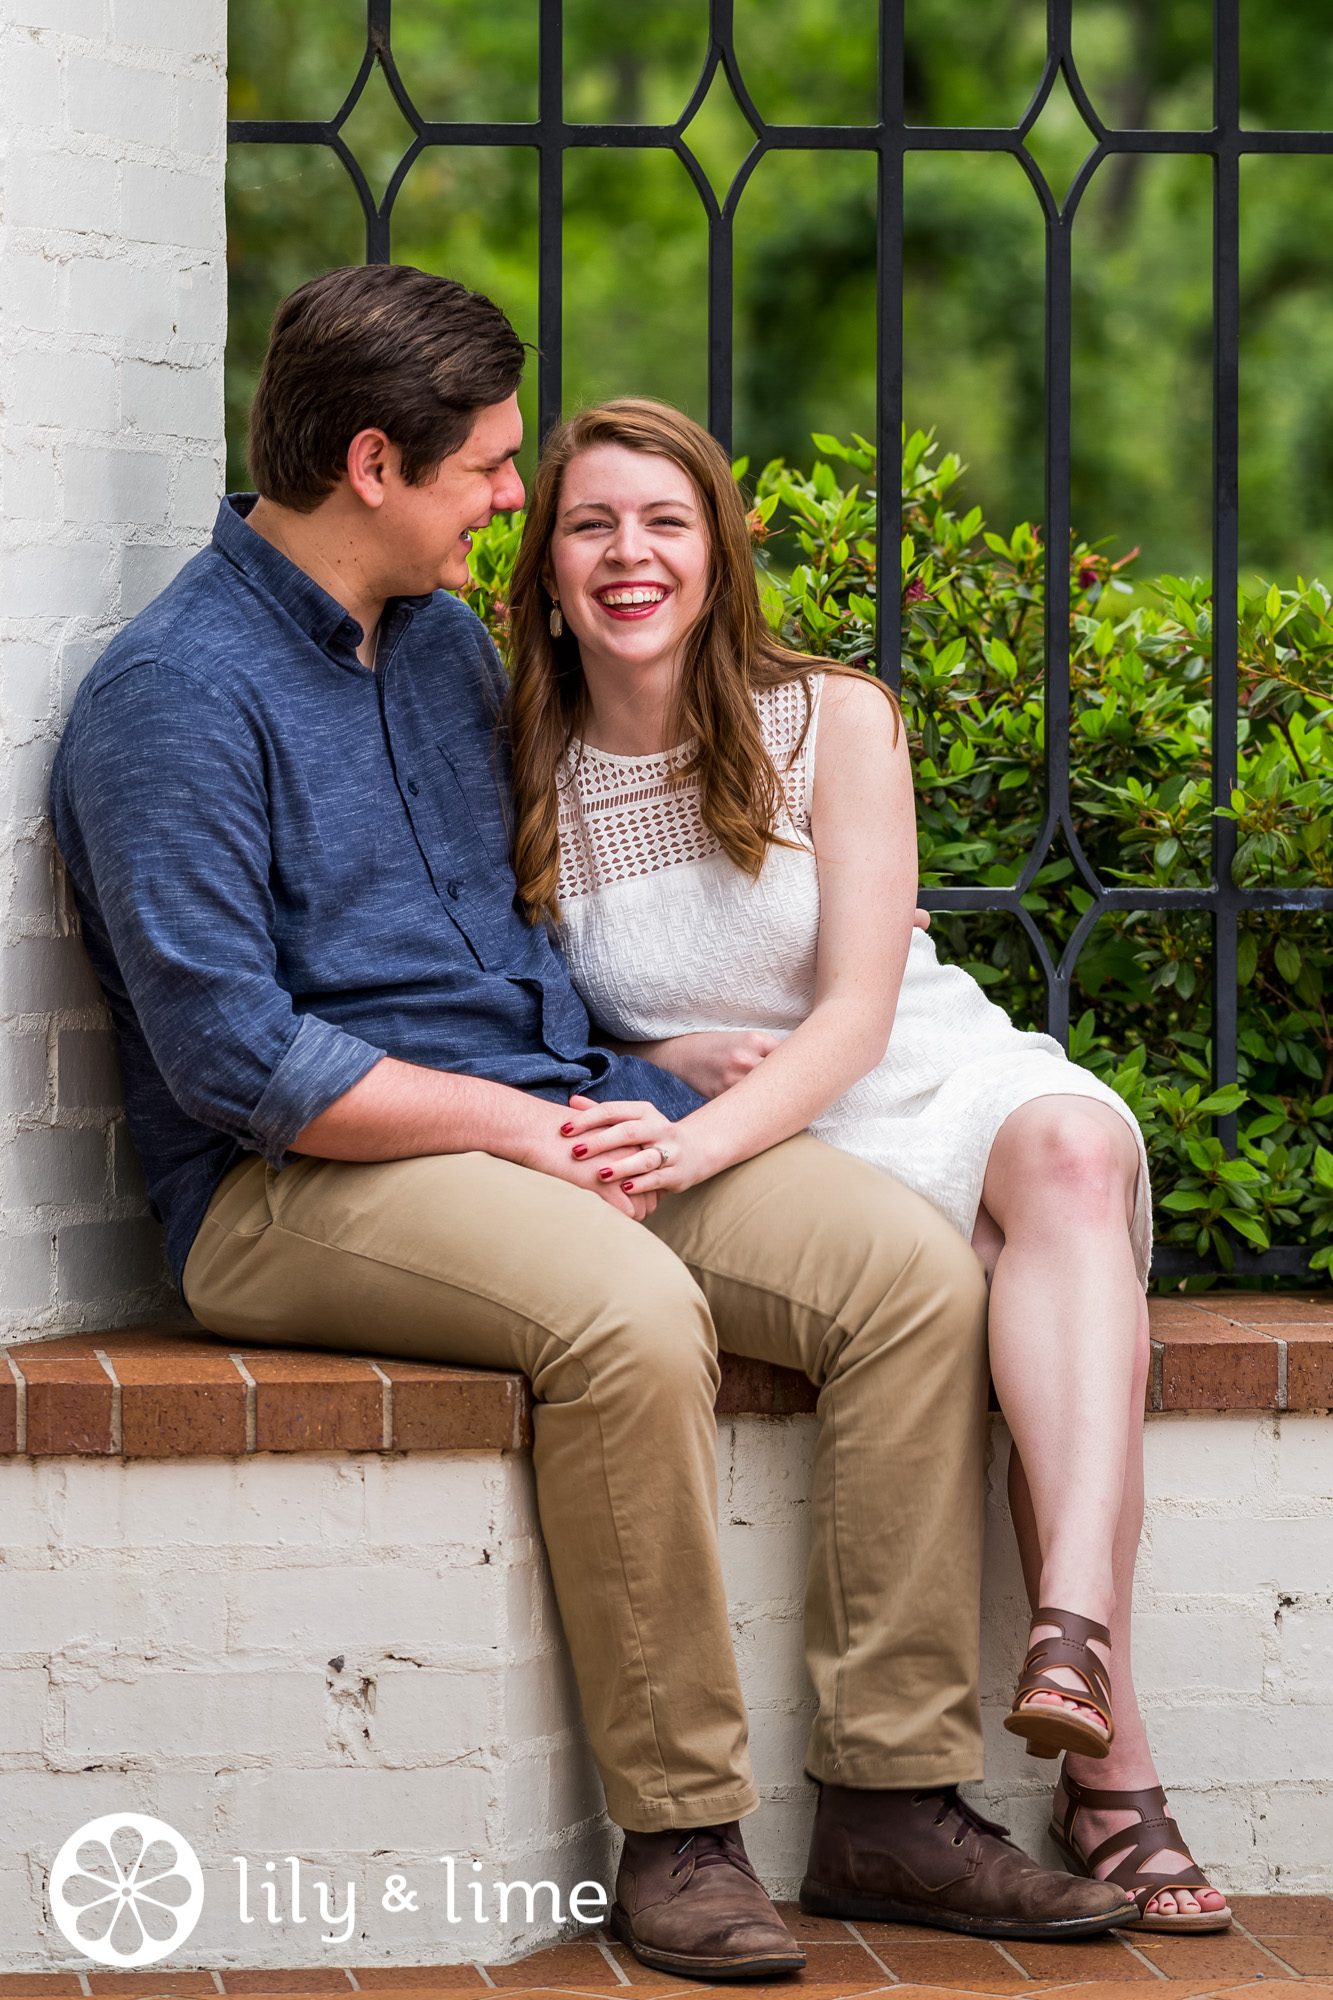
[995,1102,1134,1226]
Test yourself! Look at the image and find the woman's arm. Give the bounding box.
[563,675,918,1191]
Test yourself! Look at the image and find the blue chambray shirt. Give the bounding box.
[50,495,702,1286]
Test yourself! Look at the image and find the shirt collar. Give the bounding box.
[212,494,434,660]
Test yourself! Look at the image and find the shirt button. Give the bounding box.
[407,779,419,796]
[446,880,461,899]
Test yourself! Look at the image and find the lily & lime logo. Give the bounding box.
[50,1813,205,1968]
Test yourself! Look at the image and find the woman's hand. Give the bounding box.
[636,1028,783,1099]
[560,1093,716,1195]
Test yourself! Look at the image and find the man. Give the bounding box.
[51,265,1131,1976]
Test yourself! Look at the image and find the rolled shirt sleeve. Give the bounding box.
[57,660,385,1165]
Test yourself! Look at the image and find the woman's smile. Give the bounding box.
[592,582,673,619]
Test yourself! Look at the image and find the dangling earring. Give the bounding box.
[549,599,564,639]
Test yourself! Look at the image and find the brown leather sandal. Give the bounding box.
[1050,1766,1232,1933]
[1002,1606,1114,1760]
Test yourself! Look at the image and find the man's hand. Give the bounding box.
[518,1099,660,1219]
[291,1056,659,1219]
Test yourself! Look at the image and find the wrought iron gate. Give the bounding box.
[229,1,1333,1279]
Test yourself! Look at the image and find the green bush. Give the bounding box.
[462,434,1333,1285]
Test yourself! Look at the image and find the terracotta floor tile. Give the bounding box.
[1125,1933,1274,1981]
[881,1988,1026,1999]
[998,1934,1154,1981]
[772,1904,863,1943]
[1233,1895,1333,1935]
[848,1929,1014,1986]
[788,1949,882,1981]
[484,1946,621,1988]
[221,1977,355,1994]
[349,1975,491,1990]
[1243,1939,1333,1975]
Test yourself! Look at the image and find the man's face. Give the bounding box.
[378,394,525,593]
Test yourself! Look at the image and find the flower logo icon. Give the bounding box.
[50,1813,204,1967]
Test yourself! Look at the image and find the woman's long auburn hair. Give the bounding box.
[507,397,899,926]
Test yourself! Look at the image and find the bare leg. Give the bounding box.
[977,1098,1224,1917]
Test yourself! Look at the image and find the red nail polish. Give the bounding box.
[572,1144,587,1158]
[622,1181,635,1192]
[599,1168,613,1180]
[560,1122,574,1135]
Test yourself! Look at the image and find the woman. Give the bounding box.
[505,396,1229,1932]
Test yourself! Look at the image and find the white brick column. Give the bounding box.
[0,0,227,1334]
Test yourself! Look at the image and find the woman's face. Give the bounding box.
[546,445,710,674]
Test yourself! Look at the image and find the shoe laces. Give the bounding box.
[670,1825,755,1879]
[910,1787,1012,1850]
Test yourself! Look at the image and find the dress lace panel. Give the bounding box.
[557,677,819,904]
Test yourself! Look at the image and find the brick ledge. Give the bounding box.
[0,1292,1327,1459]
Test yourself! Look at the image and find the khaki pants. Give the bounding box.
[183,1135,990,1831]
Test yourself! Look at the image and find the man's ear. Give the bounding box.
[345,428,395,509]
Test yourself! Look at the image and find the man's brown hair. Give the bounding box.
[247,264,526,511]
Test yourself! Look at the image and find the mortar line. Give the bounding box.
[4,1350,27,1453]
[844,1917,899,1979]
[1150,1339,1164,1412]
[369,1359,394,1449]
[76,1978,92,1997]
[990,1939,1033,1978]
[592,1932,631,1983]
[1117,1934,1170,1977]
[472,1962,497,1987]
[210,1974,225,1992]
[94,1348,122,1454]
[344,1972,362,1989]
[1230,1913,1301,1975]
[230,1353,258,1451]
[1275,1337,1288,1411]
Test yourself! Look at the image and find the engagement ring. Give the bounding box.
[655,1143,673,1168]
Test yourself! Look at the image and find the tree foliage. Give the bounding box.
[228,0,1333,578]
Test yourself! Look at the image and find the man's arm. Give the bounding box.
[292,1057,657,1218]
[61,663,652,1217]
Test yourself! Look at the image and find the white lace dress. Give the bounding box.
[555,674,1151,1283]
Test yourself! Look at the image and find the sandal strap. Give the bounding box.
[1014,1606,1113,1730]
[1059,1770,1214,1915]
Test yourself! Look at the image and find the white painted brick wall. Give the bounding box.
[1,1410,1329,1971]
[0,1447,610,1970]
[0,0,226,1335]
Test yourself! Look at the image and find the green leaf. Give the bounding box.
[1222,1208,1270,1247]
[1237,932,1258,985]
[1216,1157,1264,1183]
[1274,938,1302,984]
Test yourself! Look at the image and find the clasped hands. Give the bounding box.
[550,908,931,1219]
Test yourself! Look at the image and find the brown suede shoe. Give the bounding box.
[800,1782,1138,1941]
[610,1823,807,1980]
